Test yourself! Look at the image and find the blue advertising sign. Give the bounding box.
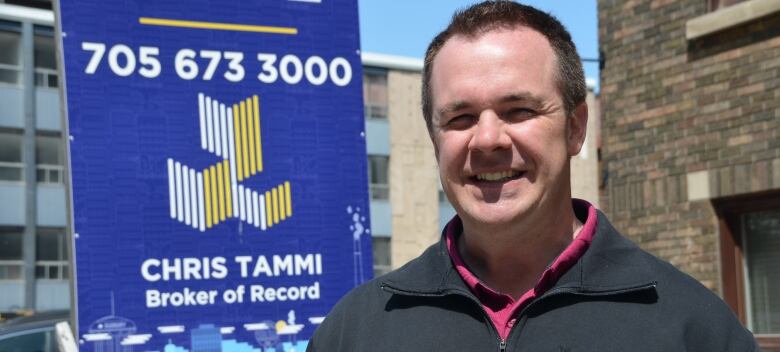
[57,1,371,351]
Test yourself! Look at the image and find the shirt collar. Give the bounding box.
[445,199,599,301]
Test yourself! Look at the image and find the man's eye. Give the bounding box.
[505,108,536,121]
[445,115,476,129]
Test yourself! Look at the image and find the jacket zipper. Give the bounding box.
[382,284,508,351]
[382,282,656,351]
[489,282,658,350]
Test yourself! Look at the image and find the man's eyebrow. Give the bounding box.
[436,92,547,117]
[436,101,471,117]
[497,92,545,107]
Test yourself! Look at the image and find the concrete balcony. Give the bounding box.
[35,279,70,311]
[37,183,66,227]
[35,86,61,131]
[0,68,62,131]
[0,280,24,311]
[369,199,391,237]
[0,182,66,227]
[365,118,389,156]
[0,183,25,225]
[0,85,24,129]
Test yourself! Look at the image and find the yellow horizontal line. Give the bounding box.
[139,17,297,35]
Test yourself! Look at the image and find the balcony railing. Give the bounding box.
[370,183,389,200]
[0,163,65,183]
[36,164,63,184]
[364,104,388,119]
[0,66,59,87]
[34,68,58,88]
[35,261,69,280]
[0,261,23,280]
[0,63,21,86]
[0,161,24,182]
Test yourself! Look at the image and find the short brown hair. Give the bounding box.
[422,1,586,133]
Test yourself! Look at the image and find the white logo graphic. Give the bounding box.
[347,206,369,285]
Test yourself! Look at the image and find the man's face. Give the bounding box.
[429,27,586,230]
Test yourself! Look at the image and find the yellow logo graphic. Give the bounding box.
[166,93,292,232]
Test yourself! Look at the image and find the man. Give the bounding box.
[309,2,759,351]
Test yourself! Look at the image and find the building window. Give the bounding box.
[367,155,389,200]
[36,229,68,280]
[372,237,391,277]
[0,131,24,182]
[708,0,750,12]
[34,25,58,88]
[0,228,24,280]
[742,210,779,333]
[36,134,64,184]
[0,21,22,86]
[363,68,388,119]
[714,191,780,348]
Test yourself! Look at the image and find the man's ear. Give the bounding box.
[567,102,588,157]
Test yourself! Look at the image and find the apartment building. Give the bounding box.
[0,3,69,312]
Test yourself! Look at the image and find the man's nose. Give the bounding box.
[469,110,511,153]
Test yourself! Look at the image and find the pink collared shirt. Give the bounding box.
[445,199,598,340]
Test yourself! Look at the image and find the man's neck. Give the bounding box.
[457,203,584,300]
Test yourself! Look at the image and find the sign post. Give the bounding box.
[56,1,371,350]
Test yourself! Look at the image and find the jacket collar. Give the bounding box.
[380,210,657,297]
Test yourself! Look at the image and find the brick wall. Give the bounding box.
[598,0,780,292]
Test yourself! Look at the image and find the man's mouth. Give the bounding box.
[473,170,524,182]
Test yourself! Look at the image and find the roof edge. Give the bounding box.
[0,3,54,25]
[361,52,423,72]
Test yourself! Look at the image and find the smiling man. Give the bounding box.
[308,2,758,351]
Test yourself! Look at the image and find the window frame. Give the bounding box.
[0,20,23,87]
[0,227,25,281]
[362,66,389,120]
[367,154,389,200]
[35,228,69,280]
[33,25,58,88]
[0,129,25,184]
[713,189,780,349]
[371,236,391,277]
[35,132,65,185]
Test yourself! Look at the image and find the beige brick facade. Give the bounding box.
[386,70,440,268]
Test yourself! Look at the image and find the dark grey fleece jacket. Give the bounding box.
[308,211,759,351]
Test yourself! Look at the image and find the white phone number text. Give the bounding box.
[81,42,353,86]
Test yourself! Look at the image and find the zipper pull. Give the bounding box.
[499,339,507,352]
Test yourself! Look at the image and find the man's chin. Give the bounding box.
[462,208,527,229]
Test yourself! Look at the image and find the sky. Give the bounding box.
[357,0,600,89]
